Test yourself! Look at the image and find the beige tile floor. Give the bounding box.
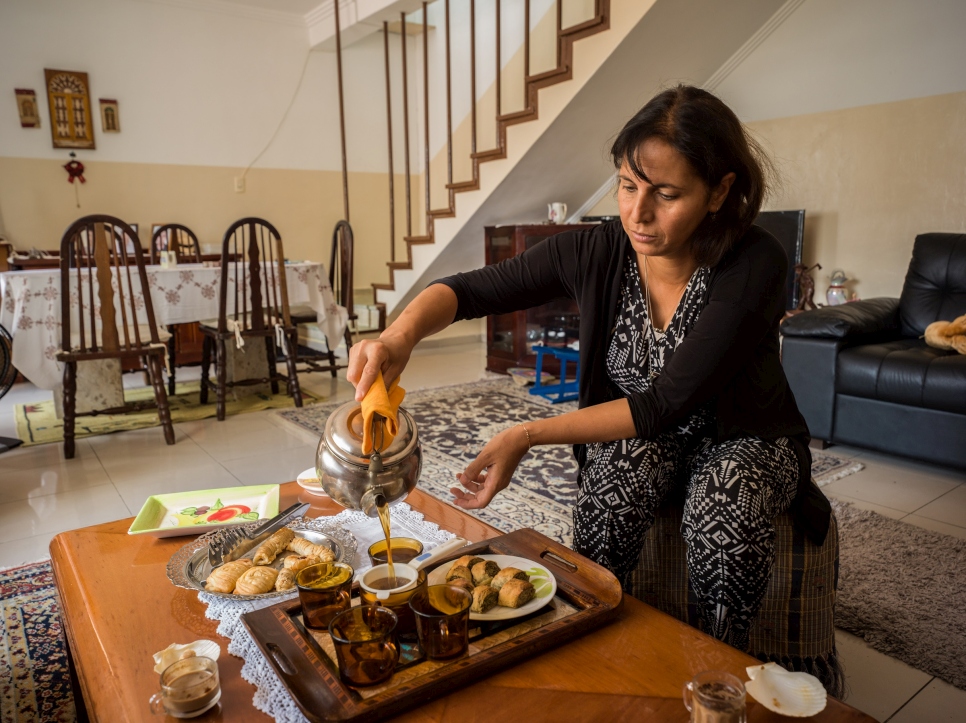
[1,340,964,721]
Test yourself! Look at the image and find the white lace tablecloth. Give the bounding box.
[0,261,348,391]
[198,503,456,723]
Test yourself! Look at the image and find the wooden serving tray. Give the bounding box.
[242,528,623,723]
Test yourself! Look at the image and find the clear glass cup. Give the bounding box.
[296,561,354,630]
[148,656,220,718]
[409,584,472,660]
[682,670,746,723]
[367,537,424,566]
[328,606,400,687]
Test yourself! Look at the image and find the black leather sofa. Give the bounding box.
[780,233,966,470]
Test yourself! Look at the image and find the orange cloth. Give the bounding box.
[361,371,406,454]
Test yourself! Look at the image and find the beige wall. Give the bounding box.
[751,90,966,299]
[0,156,418,294]
[587,91,966,300]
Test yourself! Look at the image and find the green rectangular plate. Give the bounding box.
[127,484,281,537]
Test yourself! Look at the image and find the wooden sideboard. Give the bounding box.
[484,223,596,375]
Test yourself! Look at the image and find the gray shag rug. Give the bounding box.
[832,498,966,690]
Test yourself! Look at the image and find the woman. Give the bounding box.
[348,85,830,651]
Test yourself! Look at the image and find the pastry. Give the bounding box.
[253,527,295,566]
[447,578,475,596]
[490,567,529,591]
[470,585,499,614]
[282,554,322,573]
[445,565,473,584]
[471,560,500,586]
[204,559,253,594]
[275,568,297,592]
[497,579,535,608]
[287,537,335,562]
[234,566,280,595]
[452,554,484,570]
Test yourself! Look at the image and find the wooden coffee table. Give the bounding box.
[50,484,873,722]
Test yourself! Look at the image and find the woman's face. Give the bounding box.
[617,137,734,261]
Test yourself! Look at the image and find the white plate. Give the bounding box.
[296,467,329,497]
[426,554,557,621]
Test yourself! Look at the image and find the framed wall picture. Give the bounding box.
[99,98,120,132]
[15,89,40,128]
[44,69,95,149]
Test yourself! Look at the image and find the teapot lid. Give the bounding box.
[323,401,418,467]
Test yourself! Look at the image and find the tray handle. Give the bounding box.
[266,642,298,677]
[539,548,579,573]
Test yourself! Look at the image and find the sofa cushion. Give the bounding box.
[899,233,966,337]
[837,338,966,414]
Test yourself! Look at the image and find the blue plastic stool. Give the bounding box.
[529,345,579,403]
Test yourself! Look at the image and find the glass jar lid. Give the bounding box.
[322,401,418,468]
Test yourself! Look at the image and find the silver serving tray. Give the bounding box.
[166,517,357,602]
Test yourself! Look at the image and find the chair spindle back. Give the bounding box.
[219,218,291,334]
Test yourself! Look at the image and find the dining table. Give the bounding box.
[0,261,348,391]
[49,483,875,722]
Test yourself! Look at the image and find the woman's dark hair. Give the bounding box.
[611,85,772,267]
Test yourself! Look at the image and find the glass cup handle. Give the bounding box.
[682,680,694,713]
[148,692,166,715]
[385,641,400,666]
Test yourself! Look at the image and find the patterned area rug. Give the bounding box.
[15,381,317,447]
[278,377,864,547]
[0,561,74,723]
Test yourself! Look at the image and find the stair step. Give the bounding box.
[403,235,433,244]
[446,179,479,191]
[527,67,569,84]
[372,282,395,291]
[387,261,412,271]
[471,148,505,161]
[498,109,536,124]
[429,207,456,218]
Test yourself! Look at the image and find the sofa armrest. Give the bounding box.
[781,298,900,339]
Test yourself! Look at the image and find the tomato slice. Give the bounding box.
[206,504,252,522]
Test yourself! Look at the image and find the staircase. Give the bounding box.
[371,0,612,307]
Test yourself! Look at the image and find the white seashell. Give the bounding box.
[745,663,826,717]
[153,639,221,674]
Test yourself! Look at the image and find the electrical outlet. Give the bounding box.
[234,176,246,193]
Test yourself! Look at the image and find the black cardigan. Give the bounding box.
[433,221,830,543]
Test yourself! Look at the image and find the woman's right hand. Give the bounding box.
[346,331,413,401]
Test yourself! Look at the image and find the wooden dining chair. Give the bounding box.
[198,218,302,420]
[289,220,358,377]
[151,224,202,395]
[57,215,175,458]
[150,224,202,265]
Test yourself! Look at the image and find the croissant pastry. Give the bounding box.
[253,527,295,566]
[205,559,253,594]
[234,566,280,595]
[275,568,297,592]
[286,537,334,562]
[283,554,322,573]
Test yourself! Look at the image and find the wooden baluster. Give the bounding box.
[556,0,562,67]
[422,1,430,218]
[524,0,530,109]
[445,0,452,189]
[334,0,350,222]
[401,12,412,239]
[384,21,395,262]
[495,0,501,129]
[470,0,477,156]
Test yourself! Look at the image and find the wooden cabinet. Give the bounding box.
[484,223,596,375]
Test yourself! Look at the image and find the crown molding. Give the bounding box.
[703,0,806,91]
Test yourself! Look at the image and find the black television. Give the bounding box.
[755,210,804,310]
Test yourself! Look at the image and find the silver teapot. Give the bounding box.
[315,401,421,516]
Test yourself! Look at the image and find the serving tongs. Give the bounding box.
[208,501,310,569]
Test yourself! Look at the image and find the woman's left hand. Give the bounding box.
[451,425,530,510]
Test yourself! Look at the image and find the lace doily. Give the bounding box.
[199,502,455,723]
